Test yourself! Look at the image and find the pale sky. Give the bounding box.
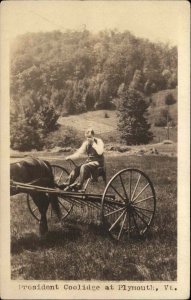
[1,1,190,45]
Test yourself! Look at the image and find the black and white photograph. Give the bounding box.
[0,1,190,299]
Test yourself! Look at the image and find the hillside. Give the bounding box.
[10,30,177,151]
[148,88,177,124]
[150,88,177,106]
[58,88,177,143]
[58,110,117,134]
[11,89,178,156]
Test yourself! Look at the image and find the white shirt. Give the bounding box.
[68,138,104,160]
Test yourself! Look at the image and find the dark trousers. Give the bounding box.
[67,161,100,187]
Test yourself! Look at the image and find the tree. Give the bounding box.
[95,79,110,109]
[10,99,59,150]
[144,79,153,95]
[117,88,153,145]
[117,82,126,98]
[165,93,176,106]
[154,108,172,127]
[10,114,44,151]
[165,92,176,139]
[129,70,144,91]
[10,30,178,120]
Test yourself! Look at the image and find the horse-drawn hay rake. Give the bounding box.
[11,159,156,241]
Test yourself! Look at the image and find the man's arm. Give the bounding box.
[66,141,87,160]
[92,138,104,155]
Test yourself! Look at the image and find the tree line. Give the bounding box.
[10,29,177,150]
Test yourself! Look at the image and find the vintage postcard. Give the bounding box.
[0,0,190,299]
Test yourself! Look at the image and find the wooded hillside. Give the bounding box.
[10,30,177,150]
[11,29,177,114]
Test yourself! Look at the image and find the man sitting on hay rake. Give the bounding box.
[61,128,105,191]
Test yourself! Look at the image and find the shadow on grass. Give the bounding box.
[83,222,154,246]
[11,219,159,256]
[11,222,83,255]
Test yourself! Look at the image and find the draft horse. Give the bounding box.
[10,157,62,236]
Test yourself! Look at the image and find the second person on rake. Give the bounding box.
[61,128,104,191]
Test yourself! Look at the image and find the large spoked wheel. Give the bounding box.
[51,164,73,220]
[27,194,41,221]
[27,165,73,221]
[101,168,156,241]
[51,164,69,186]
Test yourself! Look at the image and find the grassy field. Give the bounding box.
[58,110,118,134]
[58,88,177,144]
[11,154,177,281]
